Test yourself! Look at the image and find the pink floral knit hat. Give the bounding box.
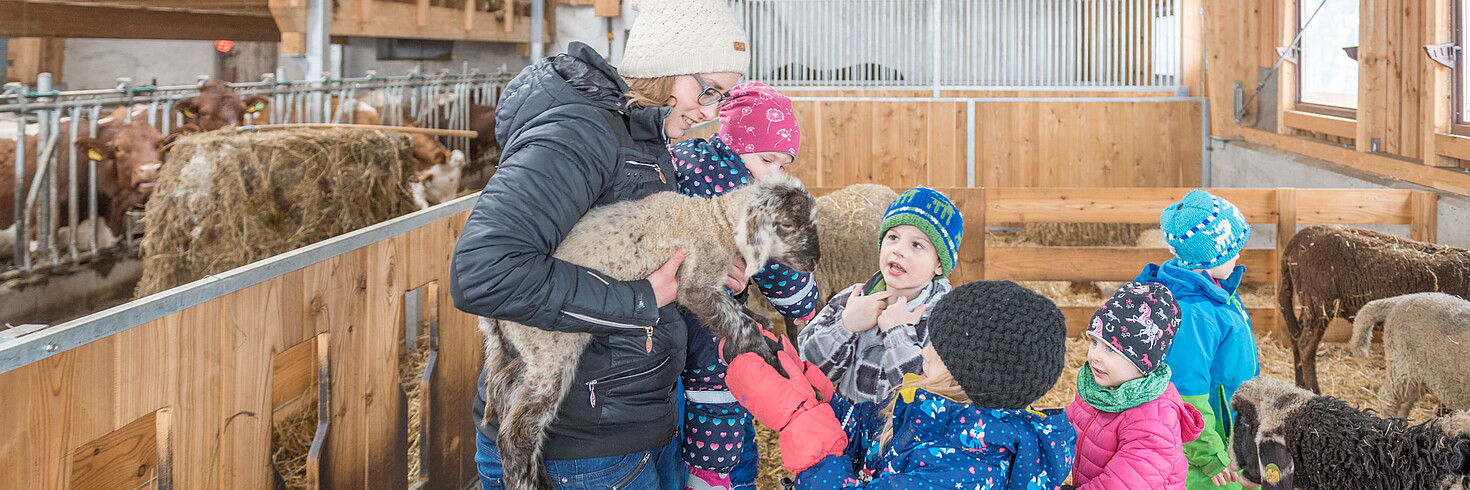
[716,82,800,158]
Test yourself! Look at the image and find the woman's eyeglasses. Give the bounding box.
[693,73,733,106]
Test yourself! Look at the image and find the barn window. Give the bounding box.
[1296,0,1359,117]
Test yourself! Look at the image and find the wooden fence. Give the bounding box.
[687,96,1206,189]
[808,186,1439,341]
[0,187,1435,489]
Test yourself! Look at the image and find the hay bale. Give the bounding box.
[136,128,418,296]
[1016,222,1155,247]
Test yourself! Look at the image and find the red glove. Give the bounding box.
[726,331,846,474]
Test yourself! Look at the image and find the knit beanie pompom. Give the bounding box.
[926,281,1067,409]
[620,0,751,78]
[1160,189,1250,270]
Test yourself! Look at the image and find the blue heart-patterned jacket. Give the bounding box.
[797,377,1076,489]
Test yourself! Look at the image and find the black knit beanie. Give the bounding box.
[927,280,1067,410]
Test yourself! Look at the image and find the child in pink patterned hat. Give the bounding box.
[670,81,810,490]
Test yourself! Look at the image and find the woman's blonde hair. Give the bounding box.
[875,371,973,451]
[623,76,677,108]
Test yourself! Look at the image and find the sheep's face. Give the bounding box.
[738,173,820,278]
[1230,377,1306,490]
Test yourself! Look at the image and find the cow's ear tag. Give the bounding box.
[87,149,105,161]
[183,109,197,118]
[248,102,265,113]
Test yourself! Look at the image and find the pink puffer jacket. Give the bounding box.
[1065,383,1204,489]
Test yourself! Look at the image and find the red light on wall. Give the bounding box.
[215,40,235,53]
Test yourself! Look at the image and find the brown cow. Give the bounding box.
[171,79,269,132]
[0,115,164,258]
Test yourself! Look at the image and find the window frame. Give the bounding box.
[1294,0,1360,119]
[1453,0,1470,136]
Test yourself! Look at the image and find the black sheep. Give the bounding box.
[1229,376,1470,490]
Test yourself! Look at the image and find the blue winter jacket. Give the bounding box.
[797,380,1076,489]
[1133,259,1259,478]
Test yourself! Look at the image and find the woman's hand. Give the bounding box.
[841,288,892,333]
[647,250,688,307]
[726,256,748,295]
[876,297,927,333]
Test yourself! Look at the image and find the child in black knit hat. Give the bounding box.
[725,280,1078,488]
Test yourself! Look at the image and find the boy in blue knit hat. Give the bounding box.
[1133,189,1259,490]
[798,187,964,404]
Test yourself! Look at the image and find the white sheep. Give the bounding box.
[479,172,820,490]
[1350,292,1470,417]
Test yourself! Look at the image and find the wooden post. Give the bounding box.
[1274,188,1297,343]
[5,37,65,84]
[463,0,474,31]
[952,187,985,283]
[1411,190,1437,242]
[416,0,429,27]
[1422,0,1457,166]
[502,0,514,32]
[1277,0,1298,135]
[155,408,174,490]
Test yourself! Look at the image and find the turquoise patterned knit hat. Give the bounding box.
[880,187,964,278]
[1160,190,1250,270]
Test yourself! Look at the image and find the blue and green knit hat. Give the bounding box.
[880,187,964,278]
[1161,189,1250,270]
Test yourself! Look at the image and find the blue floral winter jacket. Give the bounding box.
[798,379,1077,489]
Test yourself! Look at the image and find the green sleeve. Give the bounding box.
[1180,393,1230,476]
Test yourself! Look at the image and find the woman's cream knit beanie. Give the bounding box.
[619,0,750,78]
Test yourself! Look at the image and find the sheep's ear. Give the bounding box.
[1256,438,1293,490]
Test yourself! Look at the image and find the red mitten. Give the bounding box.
[727,346,848,475]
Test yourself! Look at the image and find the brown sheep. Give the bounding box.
[1278,224,1470,393]
[748,183,897,340]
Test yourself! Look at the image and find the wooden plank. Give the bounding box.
[984,188,1277,223]
[218,282,275,490]
[949,188,984,284]
[325,249,370,489]
[4,37,64,84]
[1293,189,1415,224]
[984,247,1276,284]
[1281,110,1358,140]
[416,0,429,26]
[594,0,620,17]
[273,337,319,410]
[1061,306,1276,338]
[1411,190,1437,242]
[71,412,157,490]
[365,234,409,489]
[1,2,281,41]
[502,0,513,32]
[1433,132,1470,161]
[426,212,479,488]
[1235,127,1470,197]
[1422,0,1457,167]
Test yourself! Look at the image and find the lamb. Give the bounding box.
[1228,376,1470,490]
[749,183,896,340]
[1278,224,1470,393]
[1350,292,1470,418]
[479,173,820,490]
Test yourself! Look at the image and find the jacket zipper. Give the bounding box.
[586,356,671,408]
[1074,413,1099,455]
[562,310,649,332]
[610,451,652,490]
[626,160,667,184]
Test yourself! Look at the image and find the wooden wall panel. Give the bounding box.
[0,211,480,490]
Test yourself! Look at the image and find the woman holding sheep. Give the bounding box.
[448,0,755,487]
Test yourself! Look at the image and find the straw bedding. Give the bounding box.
[135,128,418,297]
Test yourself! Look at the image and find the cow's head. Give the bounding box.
[171,80,268,130]
[75,119,165,197]
[415,148,466,207]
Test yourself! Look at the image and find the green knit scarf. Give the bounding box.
[1076,362,1172,413]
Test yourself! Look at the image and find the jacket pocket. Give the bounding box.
[586,355,675,425]
[612,152,673,200]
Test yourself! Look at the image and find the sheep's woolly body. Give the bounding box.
[1230,377,1470,490]
[1351,293,1470,417]
[1278,225,1470,392]
[480,173,819,490]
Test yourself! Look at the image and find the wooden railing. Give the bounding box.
[808,187,1438,340]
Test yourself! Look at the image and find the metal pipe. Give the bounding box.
[35,73,53,263]
[531,0,545,60]
[13,92,26,270]
[307,0,330,82]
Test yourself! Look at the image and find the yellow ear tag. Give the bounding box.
[183,109,197,118]
[87,149,104,161]
[249,102,265,113]
[1264,464,1281,483]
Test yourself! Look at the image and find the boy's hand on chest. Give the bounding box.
[877,297,927,332]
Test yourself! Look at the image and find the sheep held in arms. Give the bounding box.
[1350,292,1470,417]
[1277,224,1470,393]
[479,173,820,490]
[1228,376,1470,490]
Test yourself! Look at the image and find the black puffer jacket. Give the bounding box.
[451,42,687,460]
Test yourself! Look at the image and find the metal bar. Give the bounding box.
[67,106,80,260]
[0,193,480,374]
[87,105,99,254]
[966,100,976,187]
[35,74,53,264]
[14,93,28,270]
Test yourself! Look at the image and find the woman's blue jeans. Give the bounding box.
[476,431,684,490]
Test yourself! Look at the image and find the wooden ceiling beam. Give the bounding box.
[0,1,280,41]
